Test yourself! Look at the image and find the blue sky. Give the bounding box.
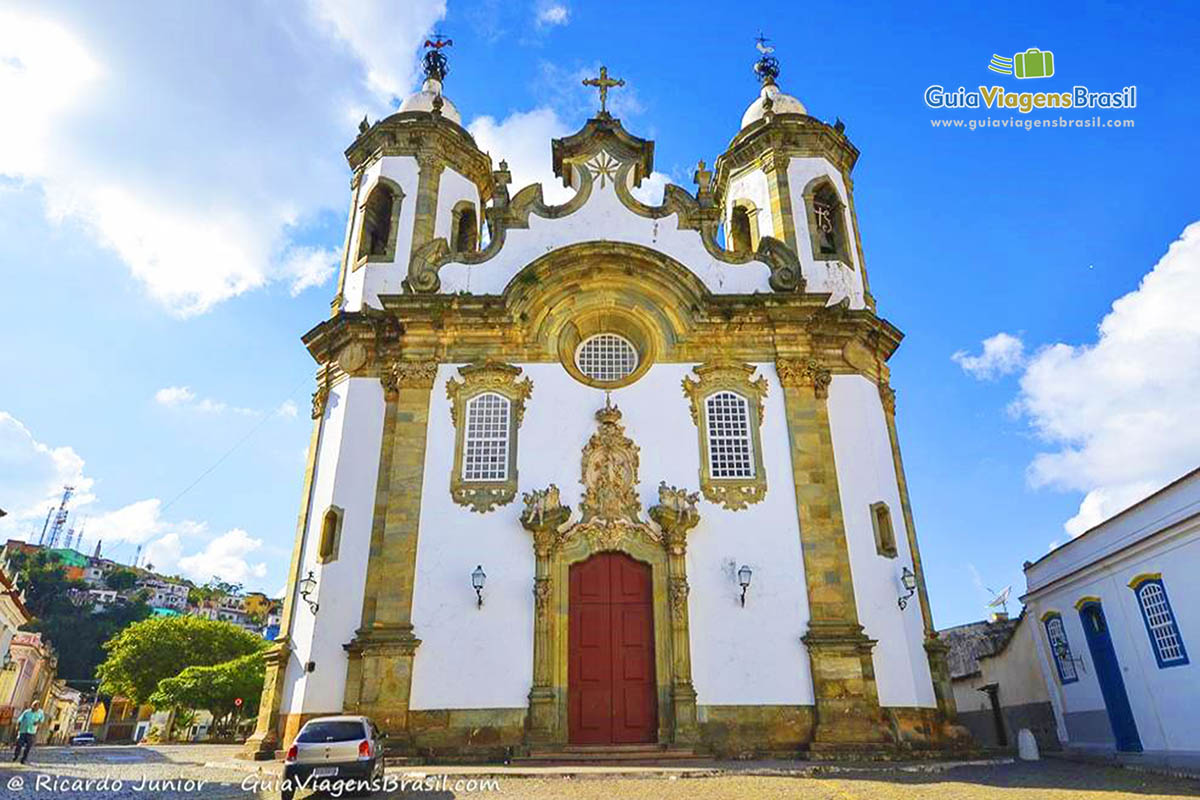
[1,1,1196,628]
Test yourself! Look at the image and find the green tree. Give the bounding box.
[96,615,264,704]
[104,569,138,591]
[149,652,265,739]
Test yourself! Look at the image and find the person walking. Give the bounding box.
[12,700,45,764]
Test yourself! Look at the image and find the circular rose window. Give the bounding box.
[575,333,639,383]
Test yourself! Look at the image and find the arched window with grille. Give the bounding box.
[462,393,511,482]
[683,362,768,510]
[1043,613,1079,684]
[1131,576,1189,668]
[446,362,532,513]
[705,391,755,479]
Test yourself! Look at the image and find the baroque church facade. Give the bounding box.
[248,44,967,758]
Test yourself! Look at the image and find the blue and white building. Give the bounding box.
[1022,467,1199,769]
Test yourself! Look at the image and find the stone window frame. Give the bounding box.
[355,176,405,268]
[1129,573,1190,669]
[801,175,853,265]
[316,504,344,564]
[683,361,768,511]
[449,200,479,254]
[556,311,655,390]
[870,501,897,558]
[727,198,761,253]
[1041,611,1079,684]
[447,362,533,513]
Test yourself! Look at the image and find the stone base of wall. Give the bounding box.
[697,705,815,758]
[276,704,972,761]
[405,708,527,760]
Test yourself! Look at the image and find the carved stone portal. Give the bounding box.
[519,403,701,744]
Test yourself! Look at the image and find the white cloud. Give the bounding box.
[86,499,170,546]
[0,411,95,538]
[1009,221,1200,537]
[308,0,446,101]
[154,386,195,408]
[153,386,257,416]
[177,528,268,586]
[276,400,299,419]
[952,332,1027,380]
[0,4,444,316]
[535,3,570,27]
[284,246,340,297]
[470,108,574,203]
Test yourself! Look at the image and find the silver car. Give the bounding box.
[282,715,385,799]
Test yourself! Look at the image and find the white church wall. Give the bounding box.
[826,374,936,708]
[785,159,866,309]
[433,168,481,243]
[687,364,814,706]
[280,377,385,716]
[724,169,776,241]
[407,362,814,710]
[437,170,777,296]
[345,156,420,312]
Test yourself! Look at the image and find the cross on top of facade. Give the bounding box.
[582,66,625,115]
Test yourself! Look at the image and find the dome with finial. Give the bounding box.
[741,36,806,129]
[399,36,462,124]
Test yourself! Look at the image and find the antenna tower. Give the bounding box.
[44,486,75,549]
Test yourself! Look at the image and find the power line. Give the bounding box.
[159,375,311,515]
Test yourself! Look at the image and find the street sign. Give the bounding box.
[234,697,243,707]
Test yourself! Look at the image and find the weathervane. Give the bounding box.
[422,33,453,82]
[753,33,780,84]
[582,66,624,116]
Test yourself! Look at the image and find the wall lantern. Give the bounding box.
[472,565,486,609]
[298,570,320,614]
[897,566,917,610]
[737,564,753,607]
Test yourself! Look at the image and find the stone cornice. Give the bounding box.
[299,294,904,381]
[713,115,860,203]
[345,111,495,202]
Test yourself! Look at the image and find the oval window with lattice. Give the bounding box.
[575,333,639,383]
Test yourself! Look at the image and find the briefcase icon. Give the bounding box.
[1014,48,1054,79]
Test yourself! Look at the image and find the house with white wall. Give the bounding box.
[1023,467,1199,769]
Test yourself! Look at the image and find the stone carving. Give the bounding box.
[381,361,438,395]
[669,577,690,620]
[521,484,563,527]
[879,382,896,415]
[657,481,700,517]
[533,577,552,613]
[777,357,832,399]
[338,341,370,375]
[579,403,642,525]
[311,383,330,420]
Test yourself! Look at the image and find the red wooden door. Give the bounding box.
[568,552,656,744]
